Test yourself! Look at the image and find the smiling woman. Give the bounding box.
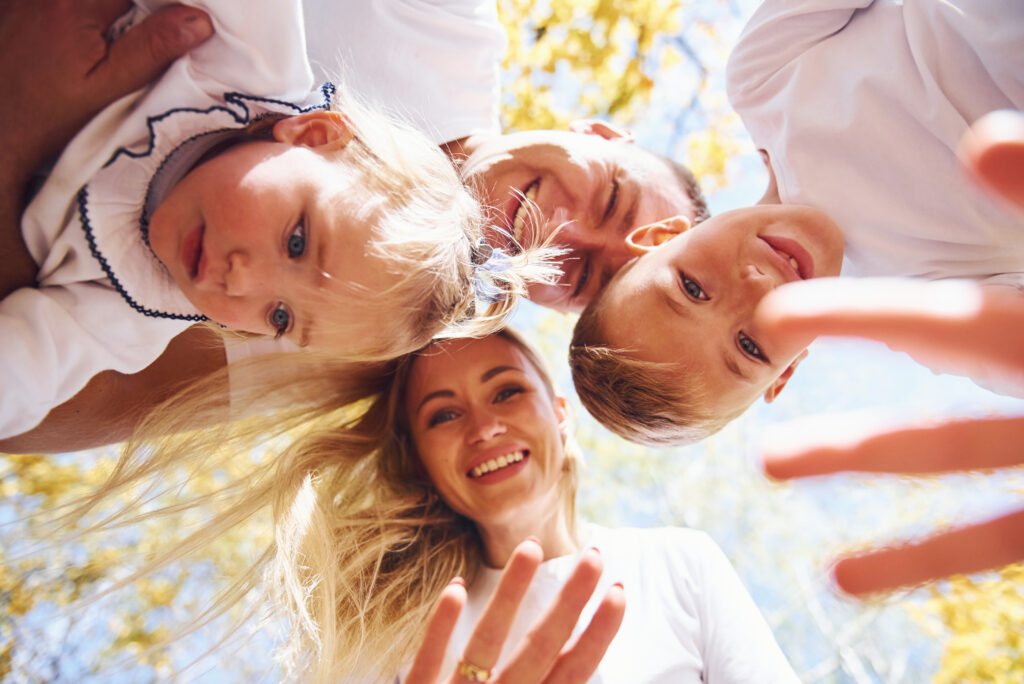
[247,329,800,683]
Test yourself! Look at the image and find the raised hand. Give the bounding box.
[406,539,625,683]
[754,276,1024,597]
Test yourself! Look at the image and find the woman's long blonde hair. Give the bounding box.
[49,329,580,682]
[266,328,581,682]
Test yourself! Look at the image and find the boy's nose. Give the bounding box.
[740,263,773,296]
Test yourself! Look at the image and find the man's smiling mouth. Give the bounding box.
[511,180,539,249]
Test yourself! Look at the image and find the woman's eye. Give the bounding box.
[738,332,766,361]
[428,409,458,428]
[287,219,306,258]
[494,386,524,403]
[679,272,708,301]
[602,176,619,222]
[270,303,291,338]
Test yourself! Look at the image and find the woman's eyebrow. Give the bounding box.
[480,366,519,382]
[416,389,454,414]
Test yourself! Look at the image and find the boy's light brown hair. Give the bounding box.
[569,273,742,447]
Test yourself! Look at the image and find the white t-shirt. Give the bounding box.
[3,0,315,439]
[727,0,1024,287]
[438,526,799,684]
[303,0,504,145]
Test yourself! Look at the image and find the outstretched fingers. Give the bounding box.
[406,579,468,684]
[832,509,1024,597]
[453,539,545,682]
[763,414,1024,480]
[495,547,605,684]
[543,582,626,683]
[754,278,1024,380]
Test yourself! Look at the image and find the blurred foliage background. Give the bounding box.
[2,0,1023,681]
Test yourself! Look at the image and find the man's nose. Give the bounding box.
[224,251,262,297]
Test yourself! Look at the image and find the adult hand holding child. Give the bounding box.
[1,0,213,298]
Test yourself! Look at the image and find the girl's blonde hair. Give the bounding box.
[52,330,580,682]
[302,86,561,362]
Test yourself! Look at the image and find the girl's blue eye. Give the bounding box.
[287,220,306,258]
[494,386,524,403]
[680,272,708,301]
[271,303,291,338]
[738,332,766,361]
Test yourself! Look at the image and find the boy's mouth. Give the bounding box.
[181,224,205,281]
[761,235,814,281]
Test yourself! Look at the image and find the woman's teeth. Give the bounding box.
[470,450,525,478]
[512,182,539,247]
[788,255,800,275]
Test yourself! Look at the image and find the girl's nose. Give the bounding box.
[224,251,259,296]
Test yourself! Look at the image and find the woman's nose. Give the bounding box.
[467,409,507,444]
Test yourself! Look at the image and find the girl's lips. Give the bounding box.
[760,234,815,281]
[181,224,205,281]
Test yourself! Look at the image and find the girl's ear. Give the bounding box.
[272,110,355,151]
[624,216,691,256]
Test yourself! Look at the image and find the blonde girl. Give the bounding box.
[2,0,554,440]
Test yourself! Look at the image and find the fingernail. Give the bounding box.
[449,577,465,587]
[179,11,213,45]
[587,545,601,556]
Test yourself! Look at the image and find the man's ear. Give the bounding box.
[568,119,635,143]
[763,349,809,403]
[273,110,355,151]
[624,216,691,256]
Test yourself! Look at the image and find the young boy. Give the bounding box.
[569,205,844,445]
[569,0,1023,446]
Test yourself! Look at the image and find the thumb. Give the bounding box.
[91,4,213,100]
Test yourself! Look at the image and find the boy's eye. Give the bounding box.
[287,219,306,258]
[270,303,291,338]
[602,175,620,222]
[428,409,459,428]
[679,272,708,301]
[494,386,524,403]
[738,332,766,361]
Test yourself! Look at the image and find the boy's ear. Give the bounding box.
[568,118,635,143]
[624,216,691,256]
[763,349,809,404]
[273,110,355,151]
